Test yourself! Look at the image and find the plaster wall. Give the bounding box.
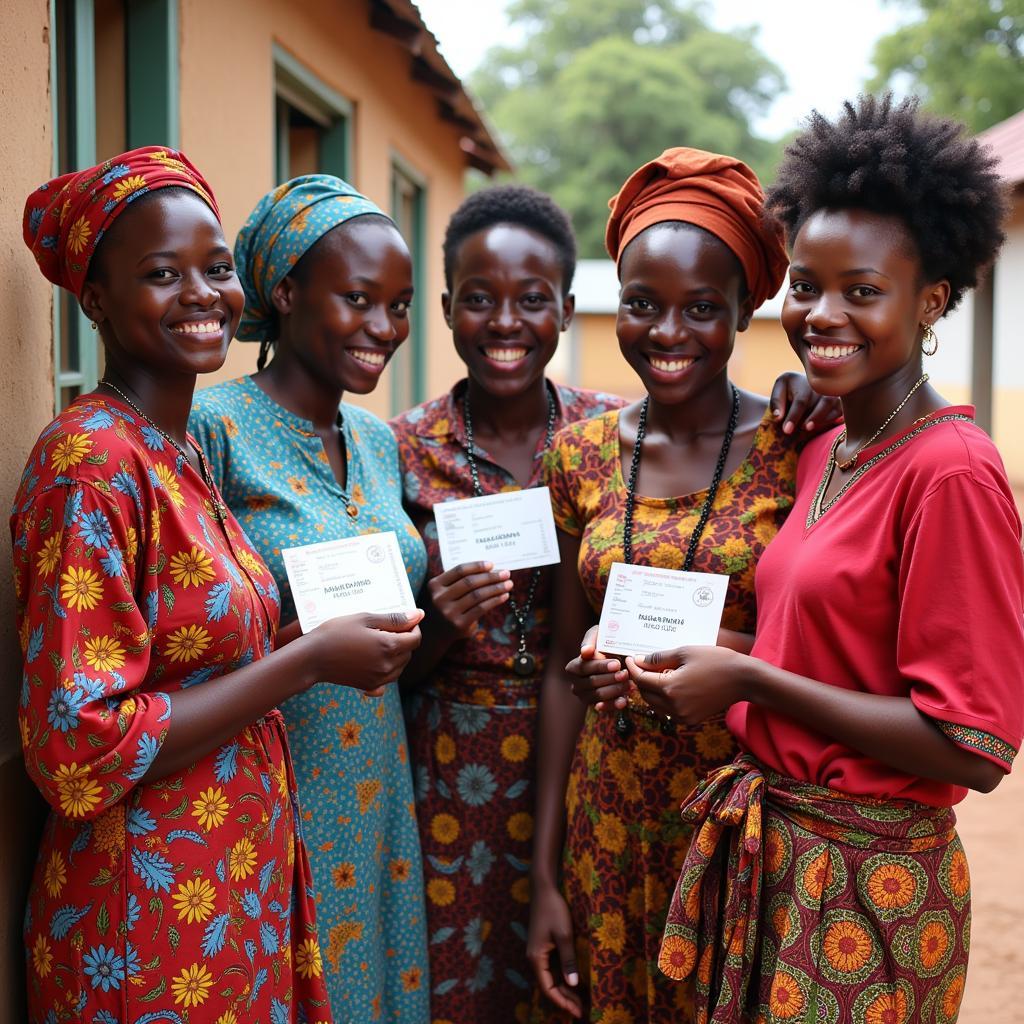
[180,0,470,420]
[0,3,62,1017]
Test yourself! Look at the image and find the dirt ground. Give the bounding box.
[956,486,1024,1020]
[955,768,1024,1021]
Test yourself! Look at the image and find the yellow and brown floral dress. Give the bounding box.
[539,405,797,1023]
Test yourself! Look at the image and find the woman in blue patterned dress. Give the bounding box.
[190,175,430,1023]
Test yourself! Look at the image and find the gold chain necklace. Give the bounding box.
[833,372,929,471]
[100,379,228,523]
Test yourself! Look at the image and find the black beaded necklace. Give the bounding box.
[462,382,558,677]
[615,384,741,734]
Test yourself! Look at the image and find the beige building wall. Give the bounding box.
[182,0,469,419]
[0,5,60,1019]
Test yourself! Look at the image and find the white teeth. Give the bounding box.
[809,344,861,360]
[649,356,695,373]
[170,321,221,336]
[484,347,527,363]
[350,350,386,368]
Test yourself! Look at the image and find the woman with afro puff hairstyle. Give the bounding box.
[626,95,1024,1022]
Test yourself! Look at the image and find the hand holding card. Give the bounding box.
[596,563,729,658]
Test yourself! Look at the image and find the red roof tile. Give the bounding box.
[979,108,1024,186]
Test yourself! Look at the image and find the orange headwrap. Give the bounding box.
[605,147,788,310]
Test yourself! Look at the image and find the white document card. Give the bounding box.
[596,562,729,657]
[281,531,416,634]
[433,487,560,573]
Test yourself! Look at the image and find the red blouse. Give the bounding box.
[729,406,1024,807]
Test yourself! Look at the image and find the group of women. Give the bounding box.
[13,92,1023,1024]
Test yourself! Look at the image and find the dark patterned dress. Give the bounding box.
[12,395,330,1024]
[538,406,798,1023]
[391,379,623,1024]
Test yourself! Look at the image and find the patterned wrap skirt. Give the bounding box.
[659,756,970,1024]
[405,672,540,1024]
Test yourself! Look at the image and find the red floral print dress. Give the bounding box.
[11,395,331,1024]
[391,379,623,1024]
[536,406,798,1023]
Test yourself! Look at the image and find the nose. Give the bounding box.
[487,298,520,335]
[649,310,687,346]
[179,269,218,307]
[364,305,398,343]
[805,291,847,330]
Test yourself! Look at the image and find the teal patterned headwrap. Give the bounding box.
[234,174,389,342]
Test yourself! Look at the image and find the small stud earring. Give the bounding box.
[89,320,98,331]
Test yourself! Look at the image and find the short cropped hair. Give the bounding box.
[443,184,577,292]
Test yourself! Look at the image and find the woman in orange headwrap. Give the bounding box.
[527,148,812,1022]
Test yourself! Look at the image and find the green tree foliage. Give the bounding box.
[470,0,785,256]
[869,0,1024,132]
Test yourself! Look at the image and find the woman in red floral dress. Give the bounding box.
[14,147,420,1024]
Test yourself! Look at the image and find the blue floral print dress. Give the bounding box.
[191,375,430,1024]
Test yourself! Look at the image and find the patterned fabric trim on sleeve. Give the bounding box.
[935,719,1017,770]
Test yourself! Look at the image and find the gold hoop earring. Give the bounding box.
[921,323,938,357]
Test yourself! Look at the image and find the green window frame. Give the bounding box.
[50,0,179,410]
[273,44,352,184]
[389,154,427,415]
[51,0,98,411]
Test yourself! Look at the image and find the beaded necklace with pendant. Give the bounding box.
[462,382,558,678]
[615,384,741,735]
[99,378,229,523]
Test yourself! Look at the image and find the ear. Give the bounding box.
[441,291,452,327]
[271,275,298,316]
[79,280,106,326]
[921,278,950,324]
[560,292,576,331]
[736,293,755,333]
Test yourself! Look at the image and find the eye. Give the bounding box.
[624,297,655,313]
[849,285,880,299]
[346,293,370,309]
[521,292,549,308]
[687,302,716,317]
[148,268,177,281]
[464,293,491,307]
[789,281,815,295]
[392,299,411,316]
[208,262,234,277]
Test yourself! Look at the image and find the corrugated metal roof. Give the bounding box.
[979,107,1024,186]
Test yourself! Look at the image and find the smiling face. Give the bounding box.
[782,208,948,398]
[616,222,752,404]
[444,223,573,399]
[273,217,413,395]
[80,189,243,379]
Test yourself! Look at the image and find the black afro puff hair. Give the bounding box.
[443,184,577,293]
[768,93,1008,313]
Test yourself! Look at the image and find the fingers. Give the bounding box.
[571,677,631,706]
[769,372,794,426]
[637,646,686,671]
[779,390,810,436]
[370,609,425,632]
[579,624,599,658]
[431,563,512,602]
[805,393,844,430]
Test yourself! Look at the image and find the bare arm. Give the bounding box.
[628,646,1005,793]
[527,529,593,1018]
[400,561,512,691]
[148,610,423,781]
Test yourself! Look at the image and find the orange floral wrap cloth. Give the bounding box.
[660,756,971,1023]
